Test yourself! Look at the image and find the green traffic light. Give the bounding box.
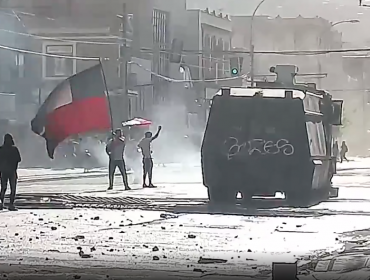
[231,68,238,75]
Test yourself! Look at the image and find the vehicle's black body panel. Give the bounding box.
[202,94,314,196]
[201,66,342,205]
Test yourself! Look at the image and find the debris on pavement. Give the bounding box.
[198,257,228,264]
[159,213,178,219]
[78,248,92,259]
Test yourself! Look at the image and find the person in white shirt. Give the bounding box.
[137,126,162,188]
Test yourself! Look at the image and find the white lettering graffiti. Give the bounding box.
[225,138,295,160]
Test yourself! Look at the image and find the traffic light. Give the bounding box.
[230,56,243,77]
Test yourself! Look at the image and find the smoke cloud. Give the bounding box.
[147,102,201,166]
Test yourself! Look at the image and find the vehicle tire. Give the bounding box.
[207,186,236,206]
[316,185,331,201]
[285,189,311,207]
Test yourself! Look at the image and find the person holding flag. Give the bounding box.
[105,129,131,191]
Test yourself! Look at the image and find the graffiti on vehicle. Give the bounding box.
[225,137,295,160]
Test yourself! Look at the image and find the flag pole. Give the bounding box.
[99,59,115,134]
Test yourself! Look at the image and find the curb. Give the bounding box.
[18,171,135,184]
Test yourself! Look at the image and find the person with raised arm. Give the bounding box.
[138,126,162,188]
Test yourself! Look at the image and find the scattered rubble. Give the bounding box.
[198,257,227,264]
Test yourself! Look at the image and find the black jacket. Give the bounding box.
[0,144,21,173]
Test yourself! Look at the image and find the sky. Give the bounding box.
[186,0,370,46]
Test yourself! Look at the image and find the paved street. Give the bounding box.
[17,164,200,195]
[3,158,370,279]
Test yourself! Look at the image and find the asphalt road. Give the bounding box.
[4,159,370,279]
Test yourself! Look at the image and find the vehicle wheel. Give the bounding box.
[207,186,236,206]
[285,189,311,207]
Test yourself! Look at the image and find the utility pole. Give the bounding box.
[249,0,267,87]
[250,44,255,86]
[118,3,131,122]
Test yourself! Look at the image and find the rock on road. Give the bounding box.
[3,159,370,279]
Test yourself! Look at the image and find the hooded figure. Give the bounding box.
[0,133,21,211]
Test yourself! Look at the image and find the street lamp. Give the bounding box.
[249,0,267,87]
[331,19,360,28]
[317,19,359,88]
[319,19,360,49]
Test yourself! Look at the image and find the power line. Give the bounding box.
[4,37,366,85]
[3,28,370,56]
[0,7,55,21]
[0,28,120,45]
[0,40,239,82]
[0,28,227,63]
[0,43,102,60]
[129,61,246,83]
[329,88,370,92]
[0,39,226,70]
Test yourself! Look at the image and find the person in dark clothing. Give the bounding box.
[105,129,131,191]
[333,141,339,162]
[137,126,162,188]
[340,141,349,163]
[0,134,21,211]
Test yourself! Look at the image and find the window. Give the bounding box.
[303,94,321,113]
[54,58,67,76]
[15,53,25,78]
[43,44,75,79]
[202,33,211,74]
[210,36,217,77]
[223,41,230,75]
[152,9,169,76]
[152,9,169,100]
[128,98,132,119]
[306,121,327,156]
[217,38,224,79]
[139,88,145,111]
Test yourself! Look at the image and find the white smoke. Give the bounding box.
[149,103,201,166]
[79,137,108,167]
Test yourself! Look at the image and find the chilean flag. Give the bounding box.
[31,64,111,159]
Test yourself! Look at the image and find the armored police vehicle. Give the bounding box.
[201,65,343,206]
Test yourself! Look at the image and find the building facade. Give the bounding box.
[231,15,367,155]
[231,15,343,87]
[2,0,193,126]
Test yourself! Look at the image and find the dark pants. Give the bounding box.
[108,159,129,189]
[142,158,153,185]
[0,172,17,205]
[340,153,348,163]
